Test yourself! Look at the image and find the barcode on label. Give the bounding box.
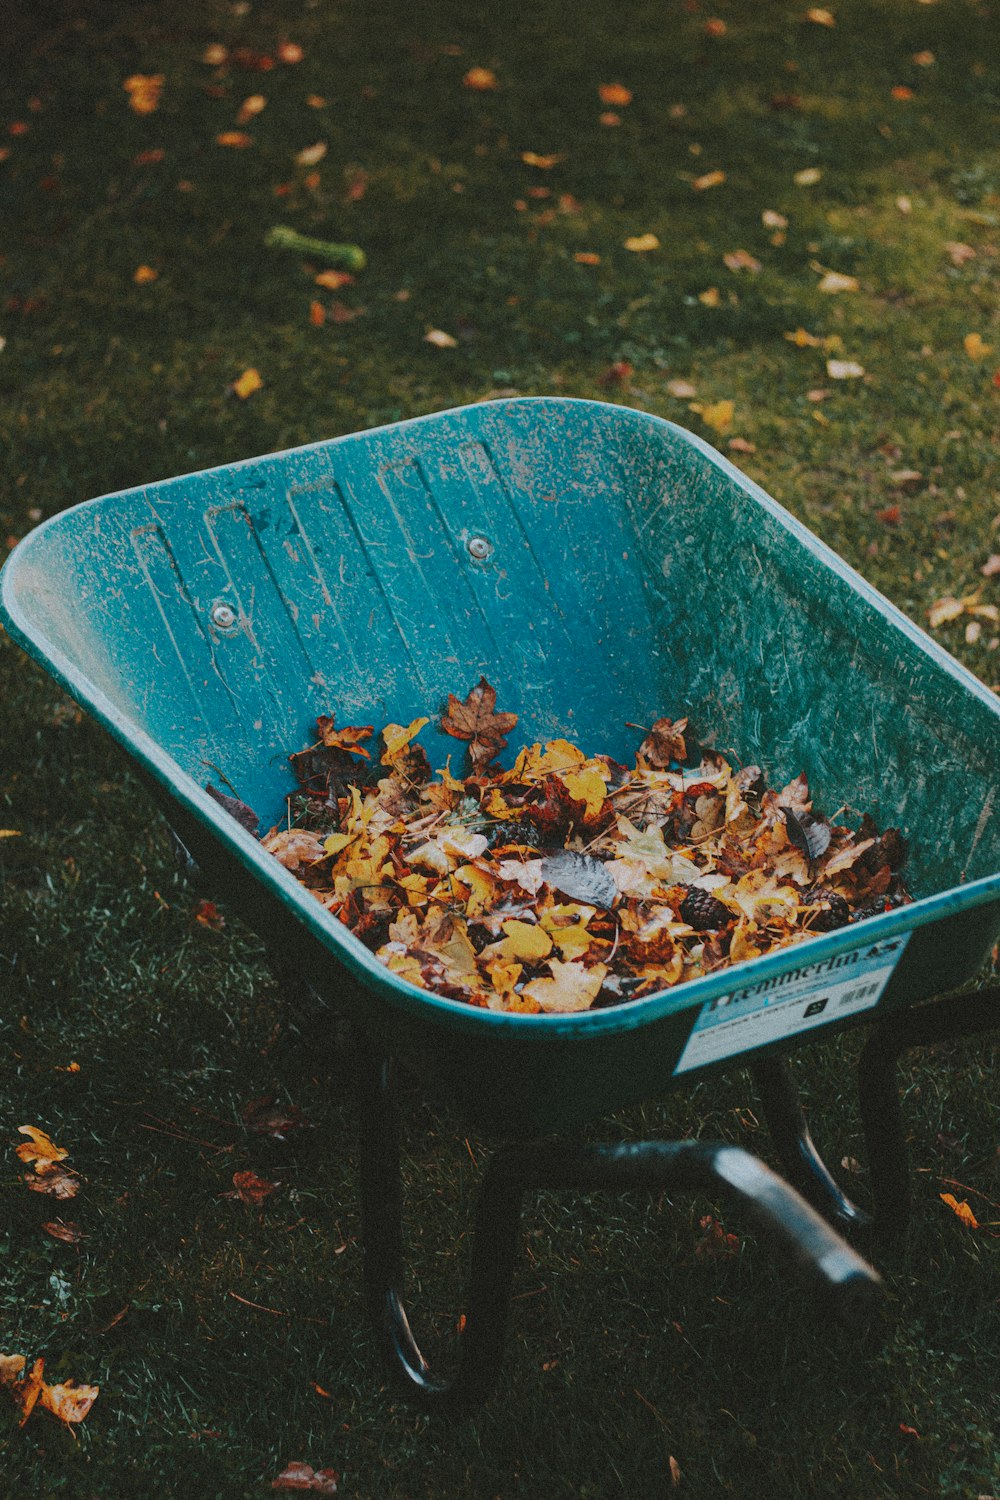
[838,981,881,1007]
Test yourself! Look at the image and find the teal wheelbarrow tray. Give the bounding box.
[3,397,999,1410]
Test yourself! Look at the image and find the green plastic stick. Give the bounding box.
[265,225,366,272]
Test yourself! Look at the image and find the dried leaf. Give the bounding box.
[242,1096,311,1138]
[123,74,164,115]
[274,1470,340,1494]
[927,596,966,628]
[690,399,734,433]
[964,332,993,360]
[216,131,254,148]
[638,716,688,767]
[698,286,721,307]
[666,378,697,398]
[804,7,836,25]
[41,1220,84,1244]
[232,1169,280,1205]
[236,94,267,124]
[817,270,859,294]
[232,368,263,399]
[574,251,601,265]
[440,678,517,768]
[623,233,660,252]
[598,83,633,106]
[939,1192,979,1228]
[206,783,260,835]
[16,1125,68,1168]
[980,554,1000,578]
[522,959,608,1013]
[424,328,458,348]
[540,851,617,907]
[463,67,498,91]
[692,170,726,191]
[793,167,822,186]
[723,249,761,273]
[133,264,158,284]
[39,1380,100,1426]
[780,806,832,861]
[277,42,305,65]
[521,151,564,169]
[826,358,865,379]
[295,142,327,167]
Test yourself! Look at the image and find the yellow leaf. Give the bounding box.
[0,829,22,838]
[216,131,254,148]
[39,1380,100,1426]
[500,919,553,961]
[804,7,836,24]
[202,44,228,65]
[485,958,522,998]
[123,74,164,115]
[424,328,458,348]
[784,327,822,347]
[463,67,498,91]
[690,398,734,433]
[322,832,356,856]
[692,170,726,191]
[381,717,429,764]
[522,959,608,1013]
[15,1126,68,1168]
[521,151,564,169]
[560,766,609,818]
[232,367,263,399]
[623,233,660,252]
[794,167,822,186]
[698,286,721,306]
[314,269,354,289]
[295,142,327,167]
[133,265,158,284]
[964,332,993,360]
[549,923,595,961]
[939,1192,979,1228]
[598,83,633,106]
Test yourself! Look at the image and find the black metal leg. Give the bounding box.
[751,1055,872,1233]
[357,1046,882,1415]
[858,986,1000,1234]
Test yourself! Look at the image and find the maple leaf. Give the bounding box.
[638,716,688,768]
[16,1125,68,1169]
[440,678,517,770]
[522,959,608,1013]
[40,1380,100,1426]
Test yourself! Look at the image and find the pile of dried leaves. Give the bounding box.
[250,680,908,1015]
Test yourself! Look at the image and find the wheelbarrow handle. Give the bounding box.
[357,1052,881,1415]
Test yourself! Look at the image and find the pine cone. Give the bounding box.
[807,889,851,932]
[679,886,731,931]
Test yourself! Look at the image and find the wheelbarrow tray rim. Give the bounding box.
[3,396,999,1039]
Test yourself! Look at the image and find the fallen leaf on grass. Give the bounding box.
[1,1354,97,1428]
[296,142,327,167]
[817,270,859,294]
[123,74,164,115]
[898,1422,921,1438]
[232,368,263,399]
[574,251,601,265]
[272,1461,339,1493]
[912,49,935,65]
[762,209,788,229]
[689,398,734,433]
[666,378,697,398]
[698,286,721,306]
[202,44,228,65]
[928,593,999,629]
[804,7,836,24]
[793,167,822,186]
[724,249,761,273]
[424,328,458,348]
[521,151,564,169]
[940,1192,978,1228]
[236,94,267,124]
[599,83,633,106]
[463,67,498,91]
[695,1213,740,1258]
[16,1125,68,1169]
[599,111,621,126]
[598,360,633,386]
[216,131,254,148]
[242,1096,312,1138]
[231,1170,280,1205]
[42,1220,84,1244]
[669,1454,682,1486]
[826,358,865,379]
[703,17,727,36]
[133,265,158,284]
[623,233,659,252]
[314,269,354,290]
[277,42,304,65]
[945,242,976,267]
[0,829,22,838]
[692,170,726,191]
[964,332,993,360]
[981,555,1000,578]
[194,898,225,930]
[891,85,914,100]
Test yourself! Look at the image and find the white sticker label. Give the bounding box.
[673,933,910,1075]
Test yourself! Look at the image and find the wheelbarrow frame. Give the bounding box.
[3,396,998,1405]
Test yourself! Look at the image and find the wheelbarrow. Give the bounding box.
[3,397,998,1411]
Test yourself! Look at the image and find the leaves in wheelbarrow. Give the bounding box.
[266,684,910,1014]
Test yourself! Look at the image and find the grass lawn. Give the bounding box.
[2,1,999,1495]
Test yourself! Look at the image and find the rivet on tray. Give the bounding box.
[467,534,493,561]
[210,601,238,630]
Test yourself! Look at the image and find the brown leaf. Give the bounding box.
[25,1163,80,1198]
[232,1169,280,1205]
[316,715,374,760]
[39,1379,99,1426]
[440,677,518,770]
[272,1461,340,1493]
[242,1096,311,1138]
[981,554,1000,578]
[41,1220,84,1244]
[695,1213,740,1258]
[638,717,688,767]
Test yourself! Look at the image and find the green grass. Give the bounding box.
[1,1,999,1495]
